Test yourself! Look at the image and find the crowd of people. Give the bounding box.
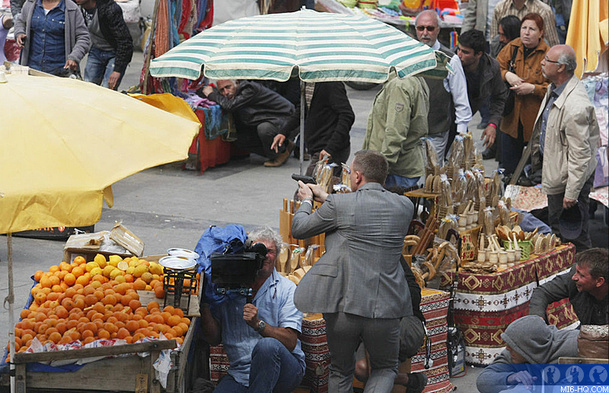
[4,0,133,89]
[194,3,606,393]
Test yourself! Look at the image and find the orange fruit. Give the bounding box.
[34,270,44,282]
[64,287,77,299]
[126,320,140,333]
[128,299,141,312]
[73,256,86,265]
[49,265,60,273]
[102,294,118,306]
[146,301,160,313]
[167,315,181,327]
[40,276,52,289]
[63,273,76,286]
[173,308,184,318]
[51,285,63,293]
[154,286,165,299]
[117,327,130,340]
[76,275,90,286]
[48,275,60,287]
[133,279,146,291]
[72,266,85,277]
[181,317,191,326]
[132,332,145,342]
[61,298,75,311]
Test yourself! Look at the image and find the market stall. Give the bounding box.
[439,244,578,366]
[317,0,464,49]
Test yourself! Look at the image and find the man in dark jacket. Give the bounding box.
[457,29,508,151]
[303,82,355,175]
[201,80,296,167]
[76,0,133,90]
[529,248,608,325]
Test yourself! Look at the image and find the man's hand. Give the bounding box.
[107,71,121,90]
[511,82,535,96]
[563,197,577,209]
[481,126,496,148]
[64,59,78,71]
[271,134,286,153]
[507,371,537,388]
[243,303,260,329]
[505,71,524,87]
[16,34,26,47]
[202,85,214,96]
[298,180,329,204]
[320,149,332,160]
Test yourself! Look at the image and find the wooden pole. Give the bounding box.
[7,233,15,393]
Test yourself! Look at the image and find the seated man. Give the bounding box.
[477,315,579,393]
[529,248,608,325]
[200,80,296,167]
[199,227,306,392]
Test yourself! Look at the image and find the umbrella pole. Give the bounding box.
[299,80,305,175]
[6,233,15,393]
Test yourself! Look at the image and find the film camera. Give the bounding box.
[210,240,268,302]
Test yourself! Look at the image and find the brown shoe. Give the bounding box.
[264,140,294,167]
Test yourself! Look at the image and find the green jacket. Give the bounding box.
[363,75,429,178]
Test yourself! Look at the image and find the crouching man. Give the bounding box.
[477,315,579,393]
[200,227,306,392]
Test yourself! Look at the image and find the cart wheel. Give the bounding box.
[344,81,380,91]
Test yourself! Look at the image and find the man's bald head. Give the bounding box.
[542,45,577,85]
[553,45,577,75]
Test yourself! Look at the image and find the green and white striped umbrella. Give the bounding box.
[149,9,446,82]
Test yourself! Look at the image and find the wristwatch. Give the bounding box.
[255,320,266,333]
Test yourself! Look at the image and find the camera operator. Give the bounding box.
[200,227,305,392]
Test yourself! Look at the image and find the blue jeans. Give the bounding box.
[214,337,304,393]
[385,175,420,189]
[84,46,123,90]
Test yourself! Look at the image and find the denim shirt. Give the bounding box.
[213,269,305,387]
[28,0,66,73]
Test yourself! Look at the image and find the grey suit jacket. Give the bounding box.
[291,182,414,319]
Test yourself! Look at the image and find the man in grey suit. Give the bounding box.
[292,150,415,393]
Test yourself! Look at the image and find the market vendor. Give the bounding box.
[529,248,608,325]
[200,80,296,167]
[199,227,306,392]
[476,315,579,393]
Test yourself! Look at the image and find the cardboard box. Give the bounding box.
[62,229,140,263]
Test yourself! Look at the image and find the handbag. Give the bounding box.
[502,46,520,116]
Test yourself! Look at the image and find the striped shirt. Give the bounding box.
[490,0,559,47]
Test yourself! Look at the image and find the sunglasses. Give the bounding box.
[416,25,436,32]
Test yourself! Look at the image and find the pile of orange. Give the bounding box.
[10,255,191,355]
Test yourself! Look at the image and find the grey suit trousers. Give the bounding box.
[324,312,400,393]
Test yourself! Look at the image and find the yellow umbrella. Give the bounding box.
[566,0,608,77]
[0,71,200,391]
[1,73,200,233]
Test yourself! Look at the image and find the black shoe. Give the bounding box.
[406,372,428,393]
